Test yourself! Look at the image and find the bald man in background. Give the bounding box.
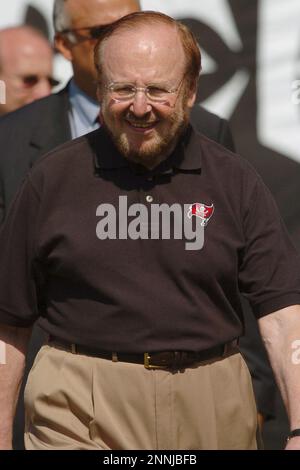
[0,26,55,116]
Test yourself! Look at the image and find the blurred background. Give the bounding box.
[0,0,299,449]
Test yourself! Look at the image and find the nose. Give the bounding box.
[130,90,152,117]
[31,78,52,101]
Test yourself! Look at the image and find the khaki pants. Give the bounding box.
[24,344,258,450]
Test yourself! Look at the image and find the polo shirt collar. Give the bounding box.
[92,124,202,174]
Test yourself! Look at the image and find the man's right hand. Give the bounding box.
[0,436,13,450]
[0,324,32,450]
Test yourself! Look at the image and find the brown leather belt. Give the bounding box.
[48,336,239,370]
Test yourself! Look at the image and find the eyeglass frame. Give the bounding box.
[59,24,110,43]
[103,76,186,105]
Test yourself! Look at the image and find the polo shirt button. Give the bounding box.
[146,195,153,203]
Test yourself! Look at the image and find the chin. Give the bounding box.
[121,137,166,163]
[103,116,189,168]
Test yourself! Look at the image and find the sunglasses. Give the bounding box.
[60,24,110,42]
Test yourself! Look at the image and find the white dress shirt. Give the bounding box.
[68,80,100,139]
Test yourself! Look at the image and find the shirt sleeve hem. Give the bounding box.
[252,294,300,319]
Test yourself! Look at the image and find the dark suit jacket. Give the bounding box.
[0,86,272,449]
[0,88,71,223]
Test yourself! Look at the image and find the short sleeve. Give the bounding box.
[238,173,300,318]
[0,176,42,327]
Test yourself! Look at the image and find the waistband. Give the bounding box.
[48,336,239,370]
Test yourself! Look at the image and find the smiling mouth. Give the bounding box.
[126,120,158,132]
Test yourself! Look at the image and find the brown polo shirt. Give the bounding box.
[0,126,299,352]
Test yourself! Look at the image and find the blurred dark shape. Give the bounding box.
[24,4,50,40]
[180,18,238,104]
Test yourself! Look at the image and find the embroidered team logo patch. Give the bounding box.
[187,203,214,227]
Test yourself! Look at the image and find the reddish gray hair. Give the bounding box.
[94,10,201,92]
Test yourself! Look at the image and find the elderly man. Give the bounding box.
[0,0,233,224]
[0,26,54,115]
[1,12,296,450]
[0,0,245,453]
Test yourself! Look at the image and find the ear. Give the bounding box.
[187,86,197,109]
[54,33,73,62]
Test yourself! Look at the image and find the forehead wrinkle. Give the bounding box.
[102,26,186,83]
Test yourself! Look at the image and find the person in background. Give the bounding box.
[0,26,55,116]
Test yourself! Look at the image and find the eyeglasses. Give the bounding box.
[60,24,109,42]
[22,75,60,88]
[105,78,184,104]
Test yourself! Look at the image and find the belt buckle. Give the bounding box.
[144,352,168,370]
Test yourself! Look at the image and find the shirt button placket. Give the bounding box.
[146,195,153,203]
